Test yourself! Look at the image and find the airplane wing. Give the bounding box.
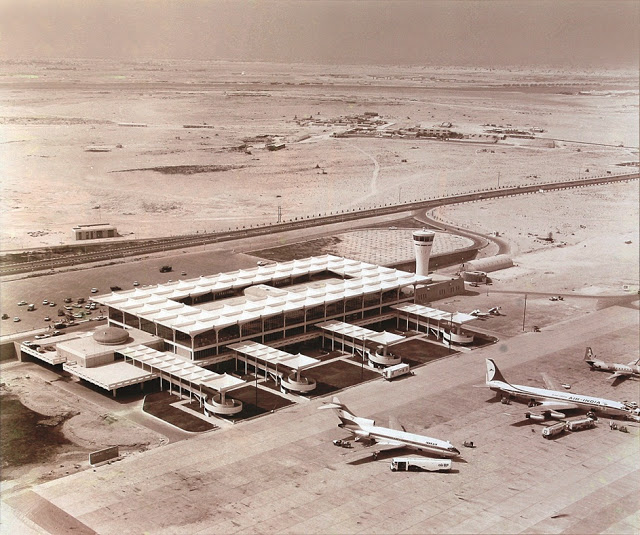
[541,372,561,391]
[525,400,580,419]
[610,375,628,387]
[375,438,407,449]
[607,372,627,379]
[388,415,407,432]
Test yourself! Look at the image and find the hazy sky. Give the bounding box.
[1,0,638,68]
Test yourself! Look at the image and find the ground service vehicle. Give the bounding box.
[567,417,597,432]
[382,363,411,381]
[27,304,35,311]
[390,457,452,472]
[542,421,567,438]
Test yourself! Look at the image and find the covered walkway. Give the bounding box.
[119,345,246,415]
[391,303,477,344]
[228,341,320,394]
[316,320,404,367]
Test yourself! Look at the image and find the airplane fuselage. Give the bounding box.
[489,380,640,421]
[336,411,460,457]
[588,360,640,377]
[364,423,460,458]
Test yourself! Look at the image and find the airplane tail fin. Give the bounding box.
[486,359,508,384]
[318,396,355,418]
[584,347,595,363]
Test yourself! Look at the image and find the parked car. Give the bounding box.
[1,313,9,320]
[90,288,98,293]
[64,297,72,303]
[49,302,56,307]
[57,309,65,316]
[64,305,73,311]
[73,313,83,319]
[110,286,122,292]
[159,265,172,273]
[77,298,85,304]
[18,300,27,306]
[13,317,20,322]
[35,334,50,340]
[133,281,140,287]
[42,300,49,305]
[51,331,61,336]
[44,316,51,322]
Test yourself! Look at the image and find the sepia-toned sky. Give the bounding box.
[1,0,638,67]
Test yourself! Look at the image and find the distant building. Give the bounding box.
[267,143,286,151]
[73,223,118,241]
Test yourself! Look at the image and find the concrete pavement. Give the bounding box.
[5,303,637,534]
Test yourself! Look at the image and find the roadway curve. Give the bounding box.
[1,172,637,276]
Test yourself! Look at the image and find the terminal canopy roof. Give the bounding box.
[228,341,319,371]
[391,304,477,325]
[316,320,404,346]
[92,255,429,338]
[119,345,245,393]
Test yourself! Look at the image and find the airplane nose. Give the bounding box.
[451,447,460,456]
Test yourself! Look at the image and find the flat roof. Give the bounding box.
[228,341,320,371]
[391,303,477,325]
[119,345,245,393]
[63,361,156,390]
[55,327,161,357]
[316,320,405,345]
[93,255,428,337]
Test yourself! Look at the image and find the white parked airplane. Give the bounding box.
[485,359,640,422]
[470,309,489,318]
[319,397,460,458]
[584,347,640,382]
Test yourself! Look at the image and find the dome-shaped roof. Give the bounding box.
[93,326,130,345]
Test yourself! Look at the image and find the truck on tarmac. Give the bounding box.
[390,457,452,472]
[382,363,411,381]
[542,421,567,439]
[566,417,597,432]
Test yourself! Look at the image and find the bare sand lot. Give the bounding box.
[1,60,637,250]
[432,181,640,294]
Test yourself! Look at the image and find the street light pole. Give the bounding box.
[522,293,528,332]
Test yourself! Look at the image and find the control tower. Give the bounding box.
[412,229,435,276]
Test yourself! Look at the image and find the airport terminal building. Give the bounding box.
[94,255,430,364]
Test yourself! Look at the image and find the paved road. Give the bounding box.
[2,172,636,276]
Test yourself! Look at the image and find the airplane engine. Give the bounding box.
[354,430,370,439]
[548,410,565,420]
[525,413,546,421]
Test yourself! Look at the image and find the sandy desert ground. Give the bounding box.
[1,60,638,250]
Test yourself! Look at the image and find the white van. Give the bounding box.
[382,363,410,381]
[390,457,452,472]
